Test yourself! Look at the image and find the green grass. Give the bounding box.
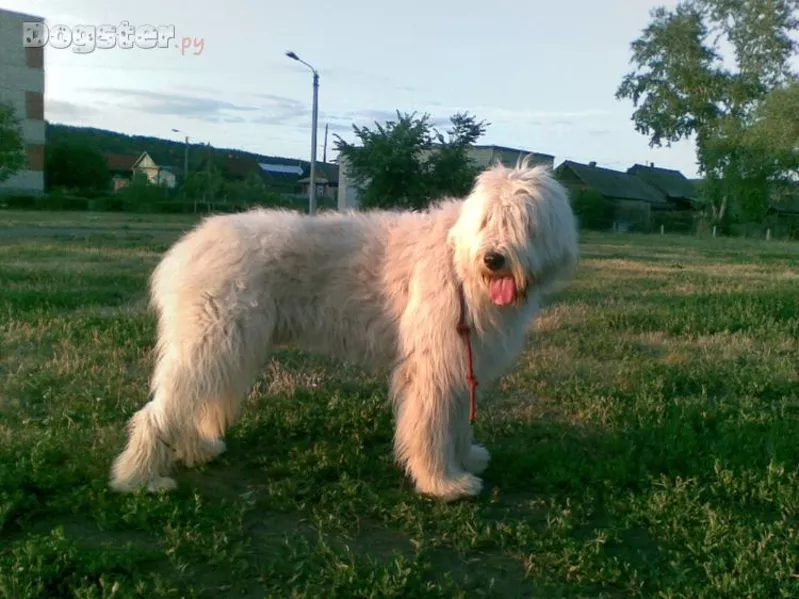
[1,209,798,598]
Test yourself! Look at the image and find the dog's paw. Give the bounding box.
[177,439,227,467]
[462,444,490,474]
[197,439,227,463]
[416,472,483,502]
[146,476,178,493]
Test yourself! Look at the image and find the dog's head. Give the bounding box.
[449,158,579,311]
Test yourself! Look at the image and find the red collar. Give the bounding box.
[456,285,478,423]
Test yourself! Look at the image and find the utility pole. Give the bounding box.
[309,70,319,214]
[183,136,189,180]
[171,128,190,192]
[323,123,328,164]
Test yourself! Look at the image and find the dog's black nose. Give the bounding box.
[483,252,505,271]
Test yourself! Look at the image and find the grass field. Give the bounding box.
[1,209,798,598]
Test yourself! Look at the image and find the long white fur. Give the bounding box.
[109,158,579,501]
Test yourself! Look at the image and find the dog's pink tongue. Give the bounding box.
[489,276,516,306]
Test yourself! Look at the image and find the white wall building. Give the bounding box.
[0,8,46,195]
[337,144,555,210]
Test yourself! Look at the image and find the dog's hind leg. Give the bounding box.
[108,395,180,493]
[171,306,276,471]
[109,297,275,493]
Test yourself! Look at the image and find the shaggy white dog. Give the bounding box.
[109,159,579,501]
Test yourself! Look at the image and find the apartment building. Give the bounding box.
[0,8,45,194]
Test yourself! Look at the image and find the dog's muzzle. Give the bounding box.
[483,251,505,271]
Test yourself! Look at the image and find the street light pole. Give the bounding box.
[286,50,319,215]
[171,128,189,184]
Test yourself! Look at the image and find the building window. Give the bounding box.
[26,46,44,69]
[26,92,44,120]
[26,144,45,171]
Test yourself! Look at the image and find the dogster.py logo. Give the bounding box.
[22,21,205,55]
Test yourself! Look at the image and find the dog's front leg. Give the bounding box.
[390,370,483,502]
[455,402,491,475]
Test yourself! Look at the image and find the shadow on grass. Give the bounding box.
[3,351,798,597]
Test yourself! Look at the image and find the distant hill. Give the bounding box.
[45,122,313,174]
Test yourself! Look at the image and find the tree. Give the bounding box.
[569,188,615,231]
[425,112,490,200]
[334,110,488,210]
[221,171,280,206]
[183,159,223,212]
[118,170,168,205]
[0,101,25,184]
[742,79,799,181]
[615,0,799,222]
[45,140,111,192]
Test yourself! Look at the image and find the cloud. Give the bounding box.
[84,88,262,122]
[465,107,609,126]
[46,98,100,121]
[64,87,606,144]
[323,109,453,134]
[248,93,310,126]
[319,106,611,136]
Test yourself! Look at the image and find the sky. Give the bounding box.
[4,0,704,177]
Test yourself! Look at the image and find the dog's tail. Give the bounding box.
[109,399,177,493]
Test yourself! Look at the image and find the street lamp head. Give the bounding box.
[285,51,299,60]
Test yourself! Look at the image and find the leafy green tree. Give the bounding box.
[118,171,167,205]
[183,160,223,212]
[0,101,25,183]
[45,140,111,192]
[425,112,489,200]
[334,110,488,210]
[616,0,799,222]
[221,170,274,205]
[569,188,615,231]
[741,79,799,181]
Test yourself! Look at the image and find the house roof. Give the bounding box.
[627,163,699,201]
[256,162,304,185]
[556,160,668,205]
[471,144,556,161]
[259,163,304,176]
[105,153,140,172]
[768,182,799,215]
[131,151,155,170]
[768,193,799,215]
[297,163,339,185]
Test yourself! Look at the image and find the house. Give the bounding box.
[627,163,703,211]
[466,144,555,170]
[766,182,799,230]
[258,162,304,194]
[297,162,339,200]
[554,160,670,231]
[106,153,140,192]
[222,155,334,198]
[0,8,45,195]
[105,151,177,192]
[158,167,177,188]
